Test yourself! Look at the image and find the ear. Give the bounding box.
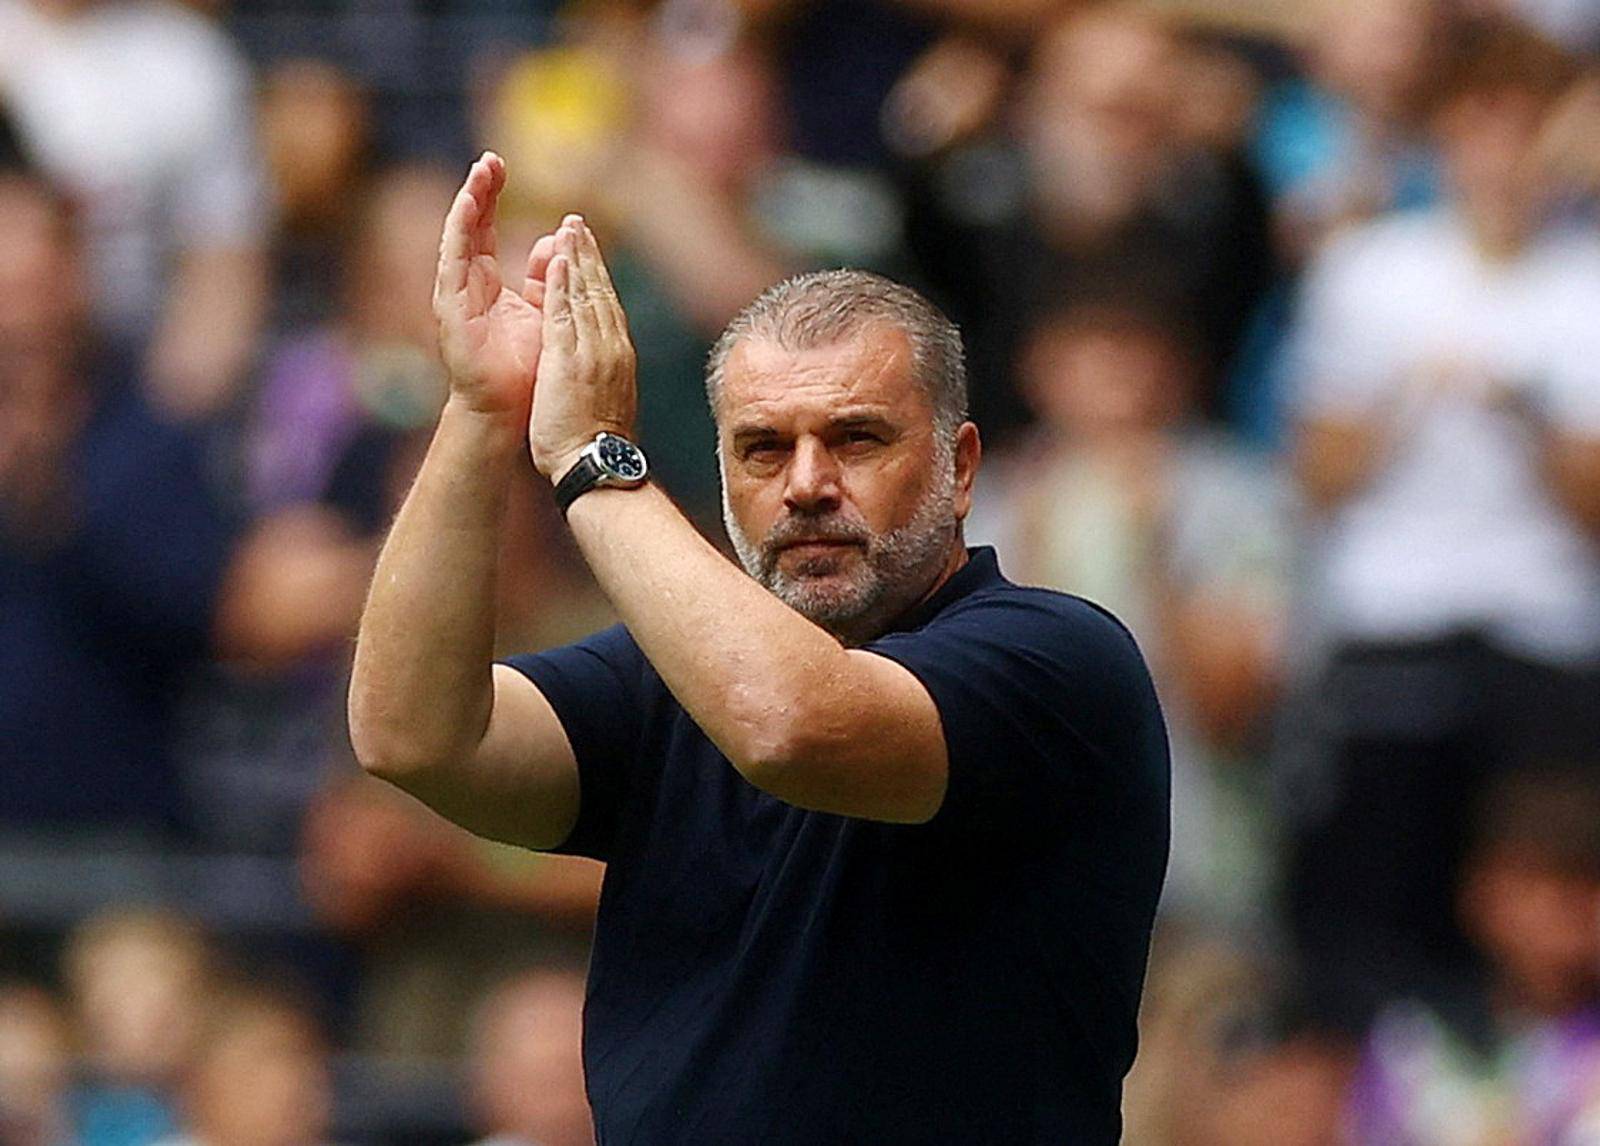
[952,421,981,521]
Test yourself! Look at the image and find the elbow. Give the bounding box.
[731,713,821,801]
[346,710,416,782]
[345,688,441,782]
[733,720,943,825]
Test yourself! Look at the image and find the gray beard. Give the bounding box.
[723,467,960,646]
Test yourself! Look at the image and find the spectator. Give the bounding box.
[299,772,601,1059]
[62,910,214,1146]
[257,57,373,337]
[0,0,270,420]
[155,983,334,1146]
[1347,768,1600,1143]
[0,166,369,836]
[1124,933,1352,1146]
[912,4,1276,440]
[249,163,453,521]
[466,967,594,1146]
[975,295,1291,921]
[1282,15,1600,1032]
[0,983,71,1146]
[1253,0,1446,257]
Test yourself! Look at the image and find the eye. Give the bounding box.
[739,439,789,466]
[838,429,885,454]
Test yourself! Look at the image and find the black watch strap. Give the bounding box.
[553,453,607,517]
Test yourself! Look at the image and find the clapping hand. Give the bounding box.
[433,152,554,422]
[528,214,638,482]
[433,155,638,481]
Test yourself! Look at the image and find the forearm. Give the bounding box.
[567,483,849,763]
[348,398,523,772]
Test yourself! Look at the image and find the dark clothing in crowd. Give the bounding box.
[909,145,1277,442]
[1282,633,1600,1034]
[506,548,1170,1144]
[0,368,235,831]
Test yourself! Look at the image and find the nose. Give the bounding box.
[783,436,843,514]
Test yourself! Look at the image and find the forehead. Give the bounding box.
[717,324,928,428]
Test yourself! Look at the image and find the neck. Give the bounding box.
[839,535,969,647]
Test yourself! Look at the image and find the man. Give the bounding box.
[349,152,1169,1143]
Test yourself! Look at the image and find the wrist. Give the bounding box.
[536,424,639,484]
[440,393,527,450]
[546,446,590,487]
[548,431,650,517]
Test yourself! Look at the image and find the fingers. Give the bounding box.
[541,213,632,365]
[558,220,602,348]
[542,245,577,356]
[476,152,506,260]
[434,152,503,303]
[575,219,627,345]
[520,232,558,307]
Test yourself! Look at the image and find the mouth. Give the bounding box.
[778,539,862,556]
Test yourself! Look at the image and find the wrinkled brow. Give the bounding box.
[727,407,898,440]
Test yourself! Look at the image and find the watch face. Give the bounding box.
[596,434,648,482]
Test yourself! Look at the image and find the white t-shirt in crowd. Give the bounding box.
[0,0,269,339]
[1504,0,1600,49]
[1290,207,1600,665]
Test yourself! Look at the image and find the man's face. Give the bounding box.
[717,326,977,643]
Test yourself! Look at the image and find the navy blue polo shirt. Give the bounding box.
[505,547,1169,1144]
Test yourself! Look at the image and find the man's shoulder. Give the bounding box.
[931,573,1144,660]
[881,572,1159,727]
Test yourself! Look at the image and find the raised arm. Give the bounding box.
[347,153,579,850]
[528,218,953,824]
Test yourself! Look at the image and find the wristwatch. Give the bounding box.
[553,432,650,516]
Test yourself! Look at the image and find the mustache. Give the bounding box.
[759,513,872,563]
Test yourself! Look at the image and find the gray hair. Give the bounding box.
[705,269,968,444]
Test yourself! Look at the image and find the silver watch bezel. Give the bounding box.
[587,432,649,487]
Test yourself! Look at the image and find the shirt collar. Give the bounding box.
[885,546,1003,635]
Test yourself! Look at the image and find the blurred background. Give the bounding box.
[2,0,1600,1142]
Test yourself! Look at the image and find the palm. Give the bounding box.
[454,265,542,408]
[434,154,550,416]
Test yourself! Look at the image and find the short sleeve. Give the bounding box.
[501,625,649,862]
[866,592,1169,839]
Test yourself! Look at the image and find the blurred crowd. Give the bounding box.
[2,0,1599,1141]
